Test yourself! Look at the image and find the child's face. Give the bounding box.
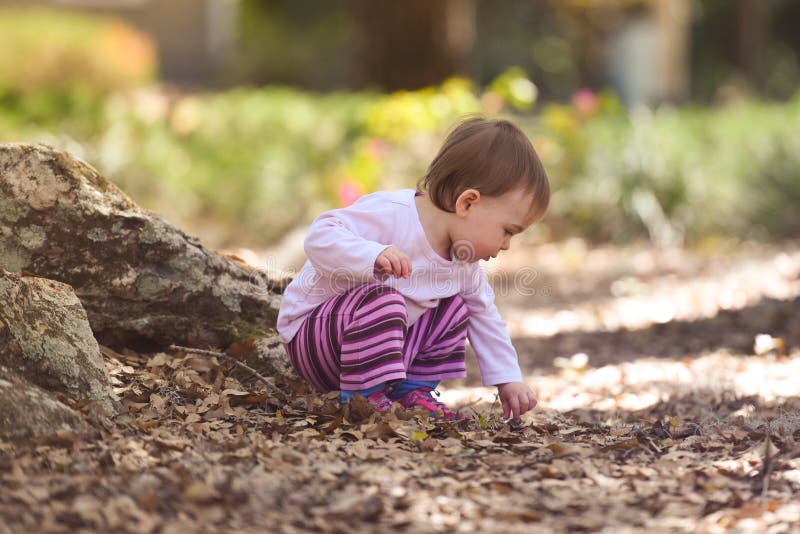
[451,187,534,262]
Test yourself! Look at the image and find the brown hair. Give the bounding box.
[416,114,550,223]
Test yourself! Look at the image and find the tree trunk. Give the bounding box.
[736,0,767,91]
[654,0,691,103]
[350,0,476,91]
[0,143,287,350]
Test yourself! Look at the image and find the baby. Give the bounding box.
[277,115,550,421]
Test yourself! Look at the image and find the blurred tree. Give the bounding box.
[691,0,800,102]
[471,0,580,102]
[349,0,476,91]
[765,0,800,98]
[555,0,691,106]
[232,0,351,89]
[737,0,767,88]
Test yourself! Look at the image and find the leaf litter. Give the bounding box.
[1,240,800,533]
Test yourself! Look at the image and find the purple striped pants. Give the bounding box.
[283,283,469,392]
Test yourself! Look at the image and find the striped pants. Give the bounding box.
[284,283,469,392]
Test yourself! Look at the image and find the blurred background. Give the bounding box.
[1,0,799,262]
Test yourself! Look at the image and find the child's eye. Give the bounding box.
[505,230,513,236]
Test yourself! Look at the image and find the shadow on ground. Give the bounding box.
[454,296,799,388]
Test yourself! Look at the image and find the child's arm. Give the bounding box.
[461,267,537,421]
[460,268,521,384]
[304,201,397,283]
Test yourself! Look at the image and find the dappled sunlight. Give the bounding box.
[424,240,800,534]
[445,351,800,415]
[535,351,800,412]
[440,240,800,431]
[2,0,800,530]
[496,244,800,338]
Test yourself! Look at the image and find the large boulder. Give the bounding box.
[0,143,287,349]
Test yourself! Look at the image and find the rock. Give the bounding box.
[0,143,288,349]
[230,336,301,388]
[0,367,87,442]
[0,269,117,416]
[0,268,118,441]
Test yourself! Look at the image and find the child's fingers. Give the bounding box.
[518,393,537,416]
[510,396,521,421]
[388,255,402,277]
[377,248,412,278]
[401,257,412,278]
[502,400,510,420]
[517,397,528,415]
[376,256,392,274]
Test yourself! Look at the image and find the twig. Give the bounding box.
[168,344,282,396]
[761,430,774,500]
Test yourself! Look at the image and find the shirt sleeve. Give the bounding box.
[460,266,523,386]
[303,195,395,284]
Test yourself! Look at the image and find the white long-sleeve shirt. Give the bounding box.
[276,189,523,386]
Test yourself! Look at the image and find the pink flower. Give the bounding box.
[338,181,364,207]
[572,88,599,116]
[365,138,387,160]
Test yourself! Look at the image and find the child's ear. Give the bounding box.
[455,189,481,216]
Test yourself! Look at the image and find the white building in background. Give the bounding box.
[0,0,239,84]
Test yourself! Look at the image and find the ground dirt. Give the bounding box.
[2,239,799,533]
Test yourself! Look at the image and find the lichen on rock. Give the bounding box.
[0,367,87,442]
[0,269,118,418]
[0,142,285,349]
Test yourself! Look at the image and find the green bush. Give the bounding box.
[543,94,800,244]
[0,8,156,123]
[1,57,798,248]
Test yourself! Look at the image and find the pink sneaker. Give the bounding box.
[358,389,394,412]
[392,387,465,420]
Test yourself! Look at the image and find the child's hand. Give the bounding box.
[374,246,412,279]
[497,382,538,422]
